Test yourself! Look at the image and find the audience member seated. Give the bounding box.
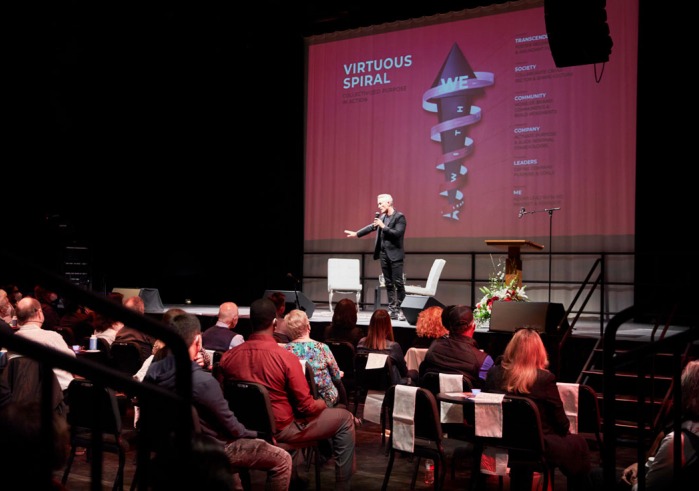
[357,309,417,386]
[144,312,292,490]
[268,292,291,343]
[58,298,94,346]
[285,309,344,408]
[219,298,356,491]
[419,304,493,389]
[114,295,156,365]
[93,311,124,347]
[0,288,16,325]
[323,298,364,347]
[134,308,211,381]
[10,297,75,392]
[484,327,592,491]
[0,401,70,490]
[3,283,23,309]
[0,318,13,352]
[201,302,244,352]
[411,305,448,348]
[33,284,63,332]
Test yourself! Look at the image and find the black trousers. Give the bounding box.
[380,253,405,313]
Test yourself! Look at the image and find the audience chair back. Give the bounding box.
[110,342,142,376]
[419,371,475,469]
[463,394,553,491]
[577,383,604,453]
[302,360,320,400]
[419,371,472,396]
[326,340,356,399]
[353,351,394,417]
[62,378,129,491]
[131,395,202,490]
[222,380,322,491]
[0,355,65,414]
[381,386,449,491]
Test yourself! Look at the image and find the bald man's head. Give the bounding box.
[218,302,239,328]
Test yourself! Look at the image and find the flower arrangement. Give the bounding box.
[474,256,528,326]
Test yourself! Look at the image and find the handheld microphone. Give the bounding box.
[518,207,525,219]
[286,272,299,284]
[373,211,380,229]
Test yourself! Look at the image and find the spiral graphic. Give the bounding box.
[423,43,494,220]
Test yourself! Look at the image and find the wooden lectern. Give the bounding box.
[485,239,544,286]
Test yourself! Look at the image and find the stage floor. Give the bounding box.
[164,304,690,343]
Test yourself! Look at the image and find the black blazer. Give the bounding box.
[356,211,406,261]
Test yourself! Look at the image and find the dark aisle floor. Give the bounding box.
[55,404,634,491]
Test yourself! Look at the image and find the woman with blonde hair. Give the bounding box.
[285,309,344,407]
[484,327,592,491]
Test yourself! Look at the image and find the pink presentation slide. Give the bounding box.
[304,1,637,249]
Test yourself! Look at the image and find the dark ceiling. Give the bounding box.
[300,1,511,36]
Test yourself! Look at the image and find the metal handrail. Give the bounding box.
[601,305,697,490]
[1,247,196,490]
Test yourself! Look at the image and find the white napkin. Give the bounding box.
[474,392,505,437]
[439,373,464,423]
[363,390,385,424]
[480,445,509,476]
[475,392,507,476]
[392,385,419,452]
[557,382,579,434]
[366,352,388,369]
[360,353,390,424]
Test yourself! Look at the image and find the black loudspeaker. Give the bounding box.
[263,290,316,319]
[544,0,613,68]
[489,302,569,335]
[400,295,445,326]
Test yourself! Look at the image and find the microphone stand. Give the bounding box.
[292,279,301,311]
[520,207,560,302]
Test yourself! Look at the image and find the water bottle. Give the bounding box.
[89,334,98,351]
[423,458,434,485]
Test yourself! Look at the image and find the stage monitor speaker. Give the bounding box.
[544,0,613,68]
[400,295,445,326]
[112,287,165,314]
[489,301,569,335]
[263,290,316,319]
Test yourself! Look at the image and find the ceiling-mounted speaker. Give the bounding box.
[544,0,613,68]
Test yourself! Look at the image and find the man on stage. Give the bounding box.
[344,193,407,321]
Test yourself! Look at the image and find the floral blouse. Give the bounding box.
[285,340,342,407]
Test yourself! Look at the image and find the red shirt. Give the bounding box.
[218,332,323,431]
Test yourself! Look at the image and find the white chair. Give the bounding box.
[404,258,446,297]
[327,258,362,313]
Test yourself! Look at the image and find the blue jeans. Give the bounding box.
[224,437,292,491]
[276,407,356,490]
